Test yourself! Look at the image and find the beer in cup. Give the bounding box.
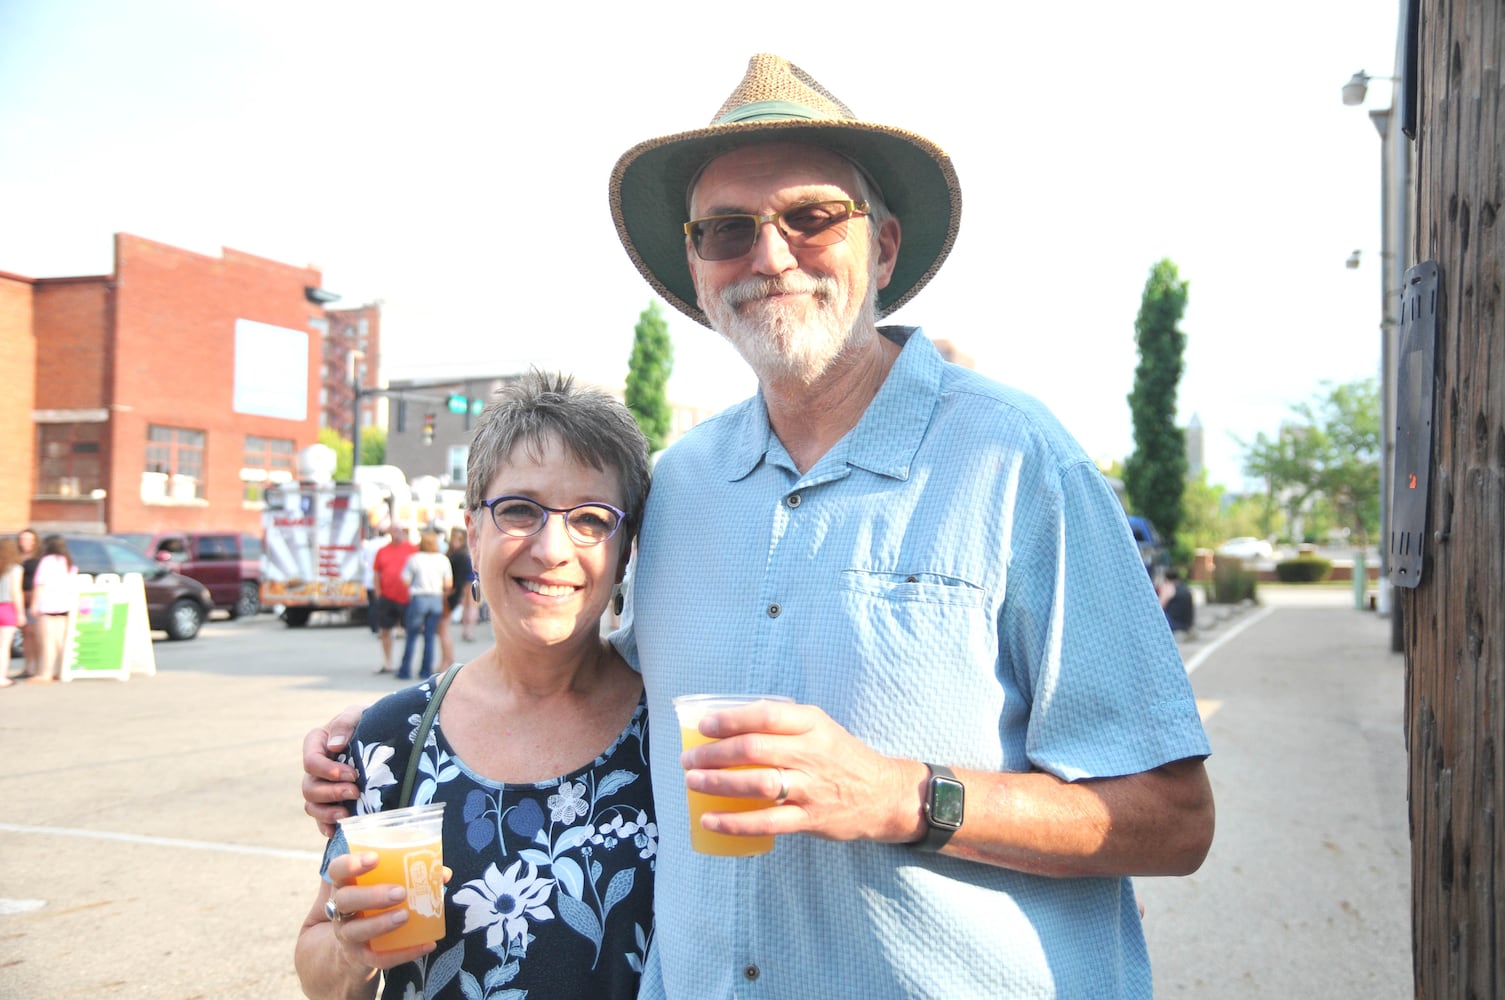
[338,801,446,951]
[673,694,794,856]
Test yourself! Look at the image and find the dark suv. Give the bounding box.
[122,532,263,618]
[1127,515,1171,584]
[64,534,214,640]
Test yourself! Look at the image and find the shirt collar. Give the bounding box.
[722,326,940,482]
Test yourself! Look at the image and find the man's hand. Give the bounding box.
[303,704,367,837]
[680,700,927,844]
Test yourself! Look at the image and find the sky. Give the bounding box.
[0,0,1405,490]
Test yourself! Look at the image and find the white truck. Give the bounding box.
[260,447,462,626]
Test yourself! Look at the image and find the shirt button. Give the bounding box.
[744,965,761,980]
[767,603,781,618]
[786,493,801,508]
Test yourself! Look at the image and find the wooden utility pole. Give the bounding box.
[1407,1,1504,995]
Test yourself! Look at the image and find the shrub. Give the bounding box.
[1274,556,1333,583]
[1209,554,1258,604]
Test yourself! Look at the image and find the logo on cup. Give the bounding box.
[404,849,444,918]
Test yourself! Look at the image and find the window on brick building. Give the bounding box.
[241,435,296,503]
[36,422,106,497]
[145,425,206,500]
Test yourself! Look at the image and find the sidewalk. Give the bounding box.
[1139,588,1411,997]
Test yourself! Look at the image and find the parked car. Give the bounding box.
[63,534,214,640]
[116,531,263,618]
[1127,515,1171,583]
[1217,536,1275,561]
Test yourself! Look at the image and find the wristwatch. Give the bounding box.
[912,763,964,852]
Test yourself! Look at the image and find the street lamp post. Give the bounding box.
[1342,68,1407,643]
[349,350,366,474]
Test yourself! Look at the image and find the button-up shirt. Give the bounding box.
[617,328,1209,998]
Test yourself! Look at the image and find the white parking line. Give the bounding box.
[1184,605,1278,675]
[0,821,321,861]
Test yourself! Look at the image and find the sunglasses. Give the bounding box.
[684,199,869,262]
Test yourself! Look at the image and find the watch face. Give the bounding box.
[930,777,964,829]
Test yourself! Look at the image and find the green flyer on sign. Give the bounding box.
[61,574,157,681]
[71,583,130,675]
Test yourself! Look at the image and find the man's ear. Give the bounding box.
[873,217,902,291]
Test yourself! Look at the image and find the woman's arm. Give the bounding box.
[294,853,438,1000]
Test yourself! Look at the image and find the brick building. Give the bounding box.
[3,234,339,535]
[323,303,384,443]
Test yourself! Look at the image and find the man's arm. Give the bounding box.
[681,701,1214,878]
[302,705,368,837]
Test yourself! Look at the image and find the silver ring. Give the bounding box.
[774,767,790,805]
[324,897,355,923]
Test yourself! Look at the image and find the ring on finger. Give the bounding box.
[774,767,790,805]
[324,897,357,924]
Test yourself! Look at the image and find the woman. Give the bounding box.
[28,535,76,684]
[397,530,452,681]
[16,528,41,679]
[0,537,26,686]
[296,371,655,1000]
[437,526,478,667]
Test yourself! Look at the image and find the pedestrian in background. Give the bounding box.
[16,528,40,679]
[438,526,477,670]
[28,535,76,684]
[398,529,451,680]
[370,524,416,675]
[0,537,27,686]
[360,522,388,638]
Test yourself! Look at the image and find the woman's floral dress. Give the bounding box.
[321,678,655,999]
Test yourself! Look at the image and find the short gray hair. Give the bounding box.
[465,370,651,537]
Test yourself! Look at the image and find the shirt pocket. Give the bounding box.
[828,570,997,753]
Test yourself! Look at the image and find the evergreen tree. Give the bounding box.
[1124,259,1190,559]
[625,301,674,453]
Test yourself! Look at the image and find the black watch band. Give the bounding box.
[912,763,964,853]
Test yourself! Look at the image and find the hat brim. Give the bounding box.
[610,119,960,329]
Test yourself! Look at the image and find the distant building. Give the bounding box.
[323,303,385,442]
[3,234,333,535]
[1185,412,1204,478]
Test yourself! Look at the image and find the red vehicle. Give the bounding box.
[118,532,264,619]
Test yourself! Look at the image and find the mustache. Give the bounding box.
[719,274,837,308]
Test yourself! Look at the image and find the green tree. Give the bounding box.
[319,427,353,480]
[625,301,674,453]
[1238,378,1380,544]
[360,427,387,468]
[1124,259,1190,557]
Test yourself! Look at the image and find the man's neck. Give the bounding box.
[760,327,901,474]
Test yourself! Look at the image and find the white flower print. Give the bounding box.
[355,741,396,814]
[453,859,556,957]
[547,779,589,823]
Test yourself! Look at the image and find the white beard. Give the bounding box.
[703,270,876,387]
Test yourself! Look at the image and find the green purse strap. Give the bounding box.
[398,662,465,807]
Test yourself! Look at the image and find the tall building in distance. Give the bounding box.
[1185,412,1204,479]
[322,303,384,442]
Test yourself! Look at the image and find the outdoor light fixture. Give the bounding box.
[1341,70,1397,107]
[1346,250,1363,269]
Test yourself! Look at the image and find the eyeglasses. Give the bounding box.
[476,495,626,546]
[684,199,869,262]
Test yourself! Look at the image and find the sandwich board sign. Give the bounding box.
[60,573,157,681]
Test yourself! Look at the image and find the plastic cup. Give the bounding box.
[338,802,446,951]
[672,694,794,857]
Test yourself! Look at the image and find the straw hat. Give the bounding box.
[609,54,961,329]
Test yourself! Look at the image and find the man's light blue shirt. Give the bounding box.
[616,328,1209,998]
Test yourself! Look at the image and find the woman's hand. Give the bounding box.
[322,852,438,971]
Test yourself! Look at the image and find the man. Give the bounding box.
[307,55,1213,997]
[369,522,415,675]
[1160,567,1196,633]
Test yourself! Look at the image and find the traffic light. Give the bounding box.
[422,412,436,446]
[446,394,467,414]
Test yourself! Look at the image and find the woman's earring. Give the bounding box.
[611,584,625,617]
[470,574,481,603]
